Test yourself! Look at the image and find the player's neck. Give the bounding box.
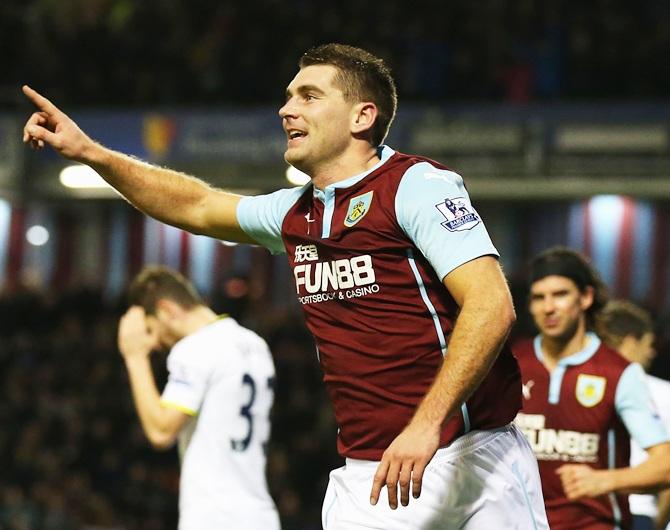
[310,145,380,190]
[540,325,590,372]
[181,306,220,337]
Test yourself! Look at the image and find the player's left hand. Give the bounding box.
[118,306,159,360]
[556,464,613,499]
[370,421,440,509]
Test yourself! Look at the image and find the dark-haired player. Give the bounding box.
[23,43,547,529]
[514,247,670,530]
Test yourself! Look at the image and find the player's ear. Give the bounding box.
[617,335,637,362]
[351,102,377,136]
[155,298,182,319]
[579,286,595,311]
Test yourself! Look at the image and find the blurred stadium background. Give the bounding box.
[1,1,670,528]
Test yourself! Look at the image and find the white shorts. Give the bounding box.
[321,424,549,530]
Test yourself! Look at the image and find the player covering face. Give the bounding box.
[118,266,280,530]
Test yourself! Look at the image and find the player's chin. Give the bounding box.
[285,151,309,173]
[539,326,567,339]
[284,148,299,165]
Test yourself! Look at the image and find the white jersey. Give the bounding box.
[629,373,670,523]
[161,317,280,530]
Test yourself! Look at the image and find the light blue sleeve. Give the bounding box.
[236,185,309,255]
[616,362,670,449]
[395,162,499,280]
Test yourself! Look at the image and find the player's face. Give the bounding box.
[145,313,180,352]
[529,275,594,341]
[621,332,656,370]
[279,64,357,175]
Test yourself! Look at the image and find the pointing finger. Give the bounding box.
[22,85,61,117]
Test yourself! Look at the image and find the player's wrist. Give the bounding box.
[123,352,152,368]
[80,139,108,166]
[408,410,444,436]
[599,469,619,495]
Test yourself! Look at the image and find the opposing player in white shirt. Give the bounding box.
[118,266,280,530]
[600,300,670,530]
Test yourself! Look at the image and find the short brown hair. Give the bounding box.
[599,300,653,349]
[128,266,203,315]
[529,246,608,329]
[299,43,397,146]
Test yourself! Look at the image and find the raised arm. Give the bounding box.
[369,256,515,509]
[118,307,190,450]
[22,85,254,243]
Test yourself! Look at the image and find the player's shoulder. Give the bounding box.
[171,317,270,370]
[391,151,469,221]
[390,148,454,172]
[168,322,217,364]
[217,318,274,363]
[225,317,269,346]
[391,150,463,186]
[647,373,670,393]
[646,375,670,424]
[170,317,237,358]
[593,341,630,372]
[252,183,311,204]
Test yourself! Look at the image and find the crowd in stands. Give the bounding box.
[2,0,669,108]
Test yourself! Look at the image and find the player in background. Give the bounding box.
[118,266,280,530]
[514,247,670,530]
[599,300,670,530]
[22,43,548,529]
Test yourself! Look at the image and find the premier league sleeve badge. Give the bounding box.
[435,197,481,232]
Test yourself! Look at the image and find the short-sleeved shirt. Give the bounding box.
[161,317,279,530]
[514,333,669,530]
[238,146,522,460]
[629,373,670,522]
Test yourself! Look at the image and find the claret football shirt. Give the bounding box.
[238,146,522,460]
[514,333,669,530]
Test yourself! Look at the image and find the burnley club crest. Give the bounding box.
[344,191,374,227]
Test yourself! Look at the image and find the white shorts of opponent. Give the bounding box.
[322,423,549,530]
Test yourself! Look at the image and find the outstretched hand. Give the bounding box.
[369,421,440,509]
[22,85,94,161]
